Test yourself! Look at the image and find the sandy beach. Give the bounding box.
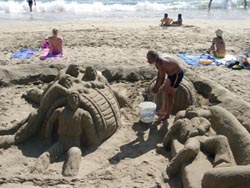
[0,18,250,188]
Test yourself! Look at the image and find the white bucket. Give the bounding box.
[138,101,157,123]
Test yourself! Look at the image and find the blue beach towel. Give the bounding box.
[177,53,218,67]
[11,48,38,59]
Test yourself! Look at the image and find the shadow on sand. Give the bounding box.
[108,119,169,164]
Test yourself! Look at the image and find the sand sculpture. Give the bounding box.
[145,74,250,188]
[0,65,121,176]
[158,105,250,188]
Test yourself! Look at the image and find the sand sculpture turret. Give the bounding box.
[0,65,121,176]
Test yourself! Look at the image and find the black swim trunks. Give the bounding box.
[167,70,184,88]
[27,0,33,6]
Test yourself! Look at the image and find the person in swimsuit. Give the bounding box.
[208,0,213,11]
[242,0,247,9]
[207,29,226,58]
[27,0,36,12]
[146,50,184,120]
[48,28,63,56]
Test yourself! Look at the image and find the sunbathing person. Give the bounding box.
[48,28,63,56]
[172,14,182,25]
[207,29,226,58]
[160,13,173,26]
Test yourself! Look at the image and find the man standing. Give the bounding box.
[146,50,184,120]
[27,0,36,12]
[243,0,247,9]
[208,0,213,11]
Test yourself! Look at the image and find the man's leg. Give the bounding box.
[34,142,65,172]
[28,1,33,12]
[200,135,235,167]
[62,147,82,176]
[158,79,171,117]
[165,87,177,119]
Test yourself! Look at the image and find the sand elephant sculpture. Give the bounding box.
[0,65,122,176]
[159,105,250,188]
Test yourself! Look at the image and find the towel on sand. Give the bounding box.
[177,54,236,67]
[11,48,37,59]
[40,48,63,60]
[177,54,217,66]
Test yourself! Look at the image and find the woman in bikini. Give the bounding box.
[207,29,226,58]
[48,28,63,56]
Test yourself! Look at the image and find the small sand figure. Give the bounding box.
[159,115,235,182]
[35,92,96,176]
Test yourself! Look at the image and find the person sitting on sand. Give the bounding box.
[172,14,183,25]
[48,28,63,56]
[161,13,173,26]
[161,13,182,26]
[207,29,226,58]
[146,50,184,121]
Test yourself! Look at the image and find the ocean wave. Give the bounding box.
[0,0,244,14]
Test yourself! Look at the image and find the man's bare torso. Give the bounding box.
[156,56,182,76]
[48,36,62,53]
[57,108,84,138]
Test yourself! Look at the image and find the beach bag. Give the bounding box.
[41,39,49,49]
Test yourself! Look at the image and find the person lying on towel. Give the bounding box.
[207,29,226,58]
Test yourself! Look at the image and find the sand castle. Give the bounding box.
[150,70,250,188]
[0,62,250,187]
[0,65,121,176]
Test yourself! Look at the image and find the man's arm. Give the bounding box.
[208,38,216,53]
[48,38,53,55]
[152,67,165,94]
[45,108,61,142]
[54,82,71,96]
[59,38,63,55]
[80,109,99,146]
[34,0,36,5]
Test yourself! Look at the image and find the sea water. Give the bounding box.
[0,0,249,21]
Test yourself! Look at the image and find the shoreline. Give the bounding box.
[0,8,250,22]
[1,18,250,31]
